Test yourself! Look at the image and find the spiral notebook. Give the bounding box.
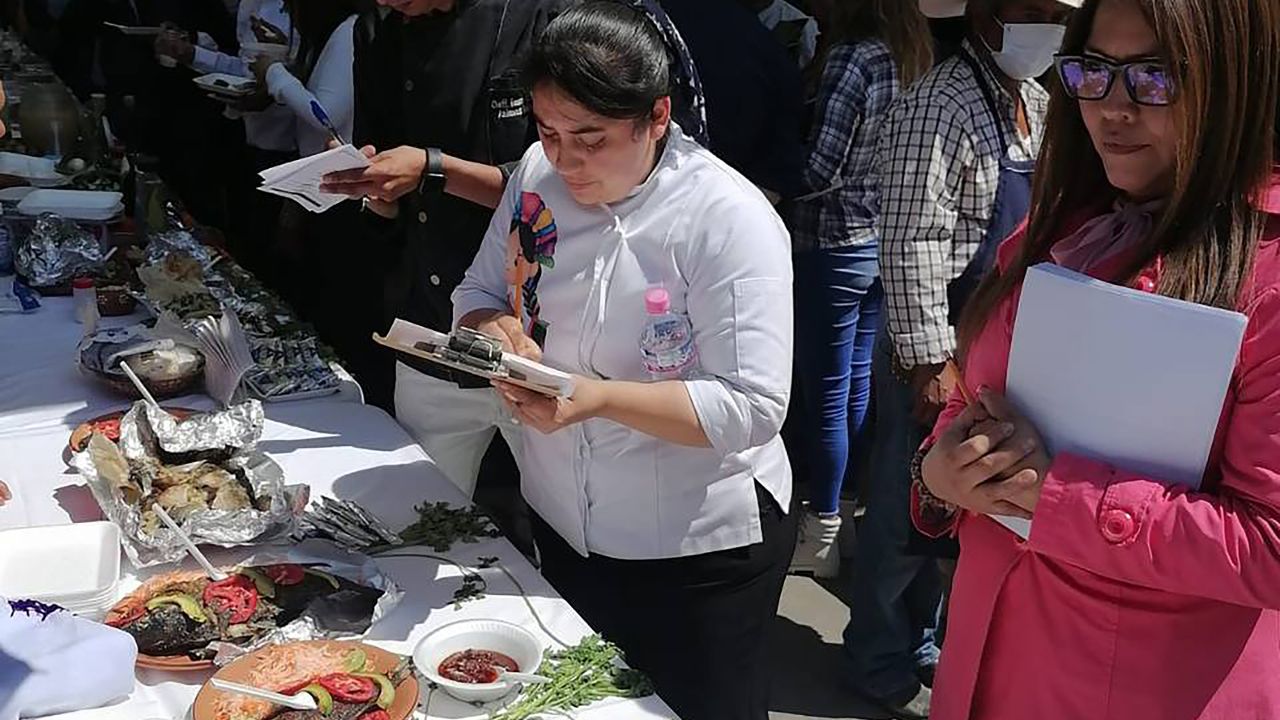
[997,263,1248,538]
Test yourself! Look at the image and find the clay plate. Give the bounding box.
[191,641,419,720]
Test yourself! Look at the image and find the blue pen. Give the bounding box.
[310,100,344,146]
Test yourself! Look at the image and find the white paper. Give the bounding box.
[999,264,1248,538]
[257,145,369,213]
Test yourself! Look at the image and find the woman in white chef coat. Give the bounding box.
[451,3,795,718]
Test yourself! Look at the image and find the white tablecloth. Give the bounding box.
[0,297,674,720]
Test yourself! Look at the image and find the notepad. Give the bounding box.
[257,145,369,213]
[996,263,1248,538]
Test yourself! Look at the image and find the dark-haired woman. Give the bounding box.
[789,0,933,578]
[453,2,794,718]
[916,0,1280,718]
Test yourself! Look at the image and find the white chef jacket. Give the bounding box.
[453,125,794,560]
[191,0,297,153]
[266,15,356,157]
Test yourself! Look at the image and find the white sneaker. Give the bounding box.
[790,508,842,579]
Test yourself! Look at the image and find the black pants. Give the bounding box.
[532,484,796,720]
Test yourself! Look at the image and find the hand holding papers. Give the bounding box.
[990,264,1248,537]
[257,145,369,213]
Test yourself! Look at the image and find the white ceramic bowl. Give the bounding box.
[412,620,544,703]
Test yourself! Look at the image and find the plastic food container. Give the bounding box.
[17,189,125,221]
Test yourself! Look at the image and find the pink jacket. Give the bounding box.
[919,178,1280,720]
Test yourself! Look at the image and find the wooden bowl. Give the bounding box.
[87,357,206,401]
[191,641,420,720]
[96,285,137,317]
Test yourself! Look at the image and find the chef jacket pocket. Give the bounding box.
[731,278,793,391]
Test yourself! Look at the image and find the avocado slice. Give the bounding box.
[302,683,334,715]
[304,567,341,590]
[145,593,208,624]
[343,648,368,673]
[236,567,277,598]
[353,672,395,709]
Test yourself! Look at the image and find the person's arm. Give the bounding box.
[877,93,974,369]
[1023,288,1280,609]
[678,192,794,455]
[191,44,248,76]
[801,46,871,197]
[319,146,508,209]
[265,18,356,146]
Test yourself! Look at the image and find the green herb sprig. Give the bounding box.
[488,635,655,720]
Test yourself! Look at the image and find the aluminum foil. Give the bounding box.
[296,497,404,551]
[205,539,405,665]
[14,213,103,287]
[72,400,308,567]
[144,229,214,268]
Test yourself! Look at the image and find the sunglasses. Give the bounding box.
[1054,55,1174,107]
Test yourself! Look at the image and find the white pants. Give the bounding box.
[394,362,523,498]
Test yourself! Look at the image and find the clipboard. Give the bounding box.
[373,319,575,398]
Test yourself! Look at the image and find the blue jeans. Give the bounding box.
[794,245,883,515]
[843,330,943,696]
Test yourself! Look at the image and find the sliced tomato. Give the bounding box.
[263,563,306,586]
[90,418,122,442]
[106,602,145,628]
[201,575,259,624]
[358,711,389,720]
[317,673,377,704]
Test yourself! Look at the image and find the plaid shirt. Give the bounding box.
[877,40,1049,369]
[792,40,900,253]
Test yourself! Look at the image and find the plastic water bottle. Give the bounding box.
[639,287,697,379]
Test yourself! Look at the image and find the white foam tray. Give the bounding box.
[0,521,121,601]
[17,189,125,221]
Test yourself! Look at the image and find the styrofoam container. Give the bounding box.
[0,186,38,205]
[17,189,125,221]
[413,620,545,703]
[0,522,121,601]
[0,152,68,188]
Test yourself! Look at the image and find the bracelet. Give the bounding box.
[912,442,958,518]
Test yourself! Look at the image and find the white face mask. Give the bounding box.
[985,19,1066,80]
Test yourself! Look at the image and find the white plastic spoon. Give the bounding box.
[495,668,553,685]
[151,503,229,582]
[210,678,318,711]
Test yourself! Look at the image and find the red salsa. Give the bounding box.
[438,649,520,684]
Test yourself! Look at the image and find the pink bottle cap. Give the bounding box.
[644,287,670,315]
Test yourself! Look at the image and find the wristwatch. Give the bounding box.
[418,147,447,197]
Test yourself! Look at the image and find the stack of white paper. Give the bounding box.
[190,311,257,407]
[257,145,369,213]
[998,263,1248,538]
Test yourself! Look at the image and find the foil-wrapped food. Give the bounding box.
[14,213,103,287]
[71,400,307,566]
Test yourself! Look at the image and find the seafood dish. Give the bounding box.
[107,565,383,662]
[85,433,263,538]
[71,400,302,567]
[197,642,417,720]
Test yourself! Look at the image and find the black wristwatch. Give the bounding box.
[418,147,447,197]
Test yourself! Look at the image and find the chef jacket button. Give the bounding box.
[1136,276,1156,293]
[404,79,415,92]
[429,274,441,286]
[1100,508,1137,544]
[418,211,428,224]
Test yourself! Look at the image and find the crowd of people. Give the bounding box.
[4,0,1280,718]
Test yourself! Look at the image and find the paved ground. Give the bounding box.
[769,572,888,720]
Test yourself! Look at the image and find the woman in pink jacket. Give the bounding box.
[914,0,1280,718]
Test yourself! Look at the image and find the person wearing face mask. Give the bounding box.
[918,1,1280,717]
[453,3,794,717]
[846,0,1078,718]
